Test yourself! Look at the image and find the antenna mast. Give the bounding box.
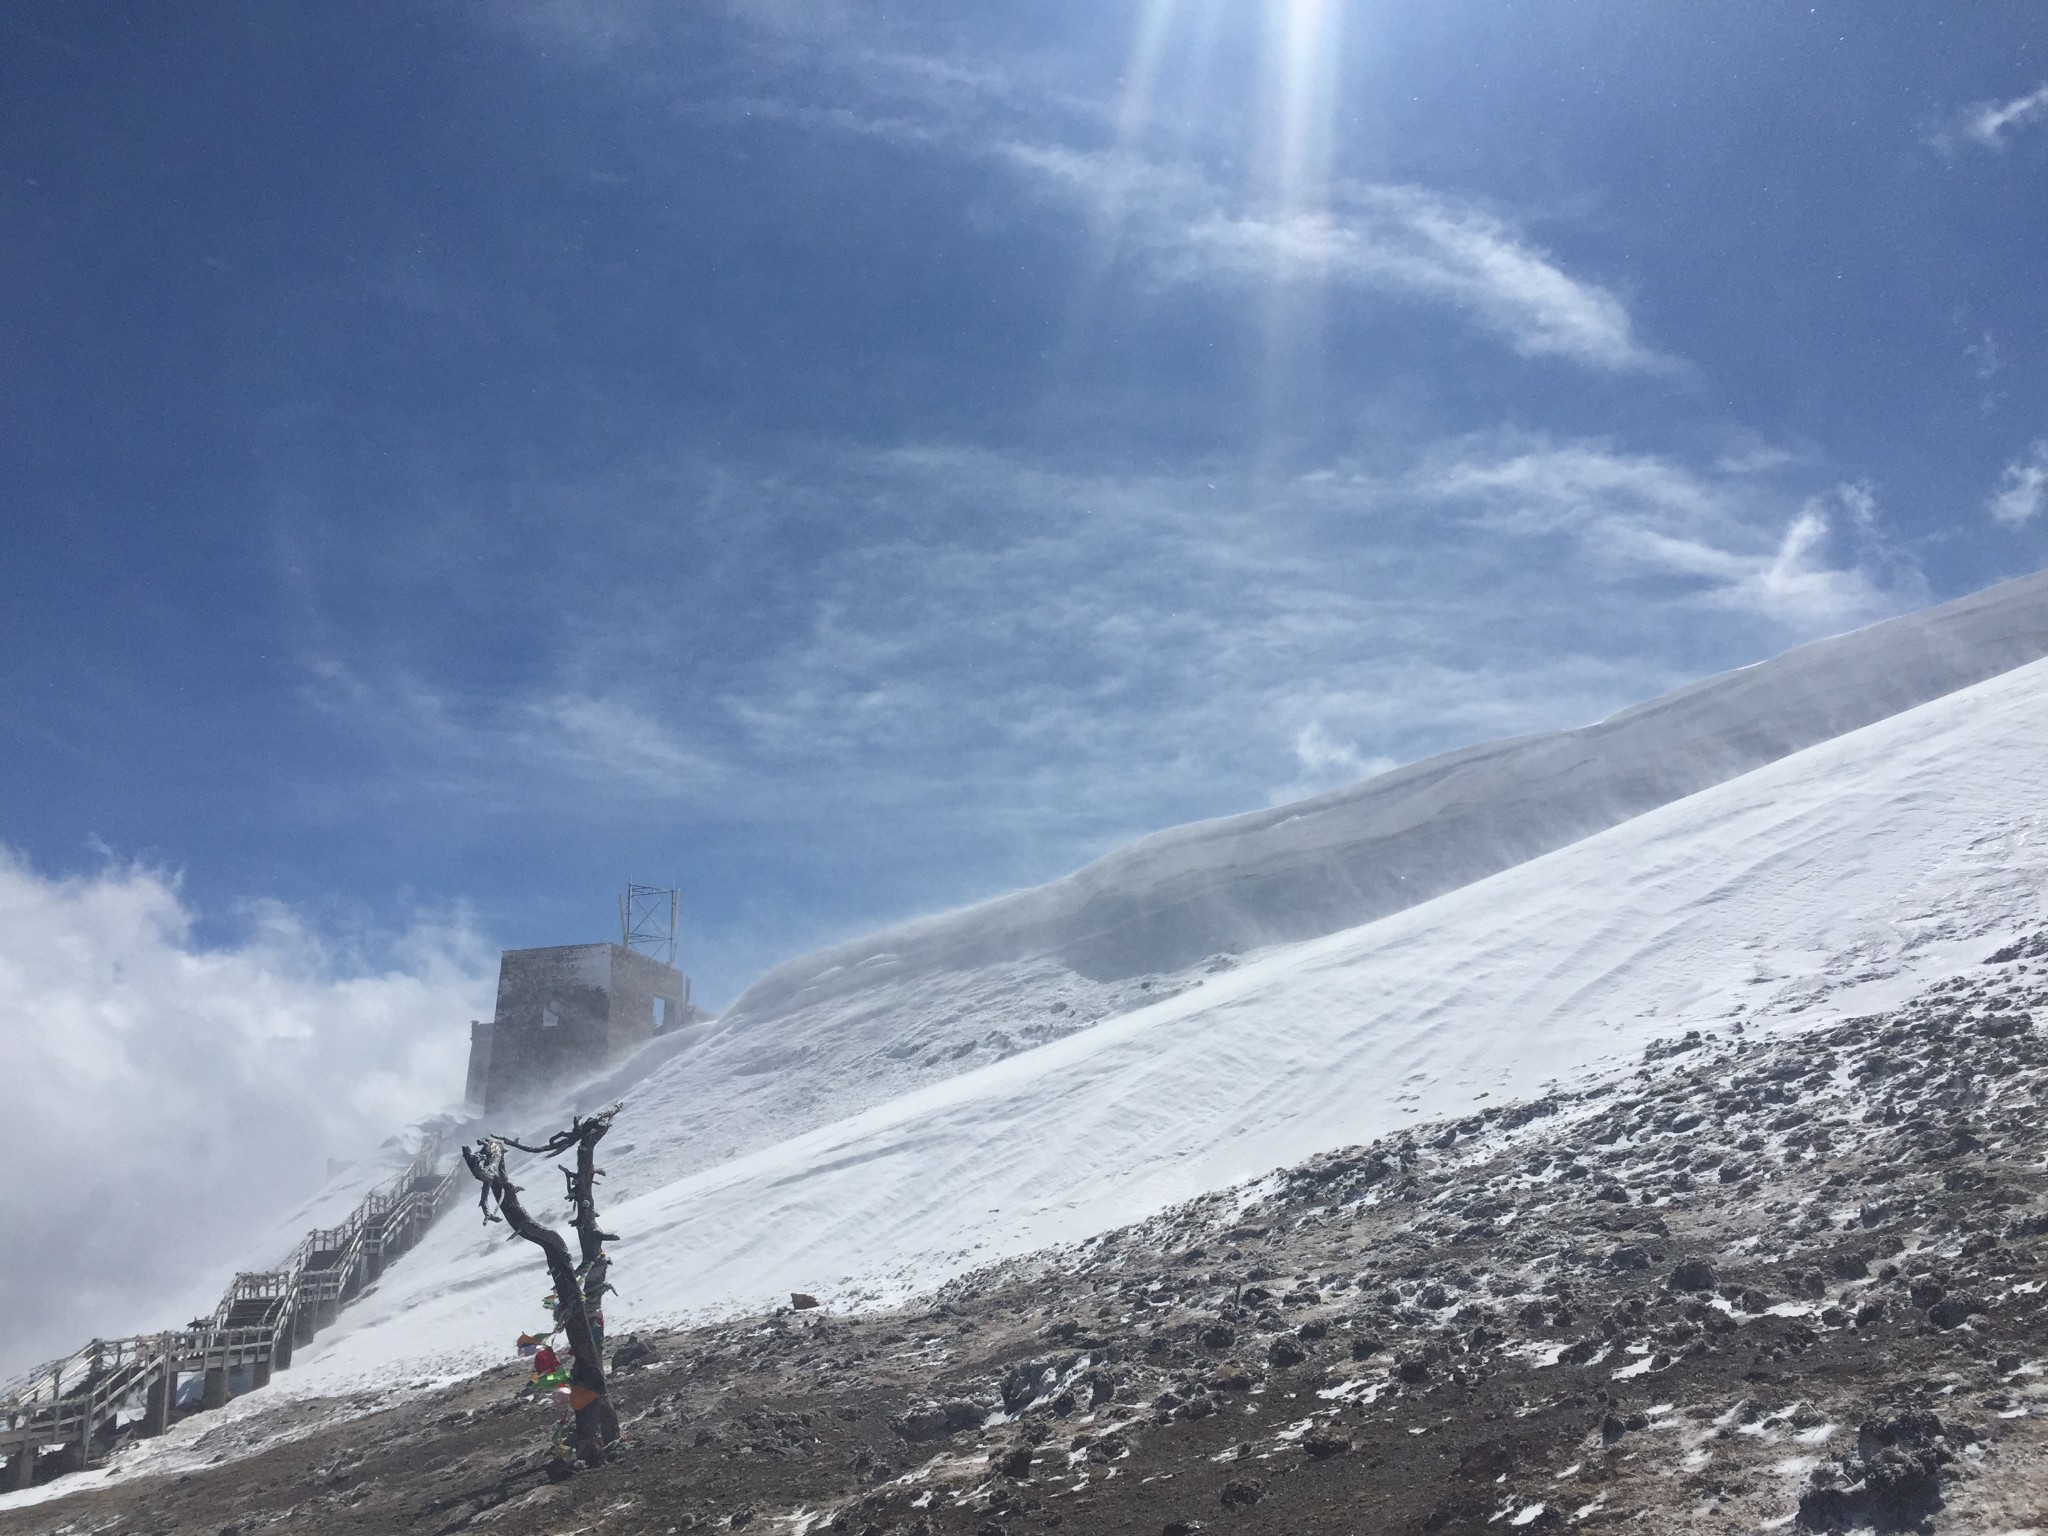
[620,884,680,967]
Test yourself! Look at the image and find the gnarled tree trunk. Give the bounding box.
[461,1103,623,1468]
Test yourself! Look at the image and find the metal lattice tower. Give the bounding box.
[620,884,680,966]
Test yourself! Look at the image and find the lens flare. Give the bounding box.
[1255,0,1346,461]
[1264,0,1343,218]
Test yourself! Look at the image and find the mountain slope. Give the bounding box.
[281,646,2048,1396]
[728,565,2048,1005]
[17,958,2042,1532]
[568,568,2048,1191]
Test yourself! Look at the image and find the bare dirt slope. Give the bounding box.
[10,936,2048,1536]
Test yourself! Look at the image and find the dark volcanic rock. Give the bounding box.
[610,1334,659,1371]
[1908,1278,1946,1310]
[1302,1429,1351,1458]
[1219,1477,1264,1508]
[1670,1257,1719,1291]
[1267,1334,1308,1368]
[1802,1411,1959,1531]
[894,1399,987,1441]
[1001,1361,1055,1413]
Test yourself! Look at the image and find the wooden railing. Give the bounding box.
[0,1144,464,1490]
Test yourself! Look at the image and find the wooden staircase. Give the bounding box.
[0,1143,462,1491]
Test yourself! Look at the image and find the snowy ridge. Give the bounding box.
[274,647,2048,1398]
[727,565,2048,1003]
[549,567,2048,1192]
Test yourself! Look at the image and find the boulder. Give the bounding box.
[1670,1257,1718,1291]
[894,1400,988,1442]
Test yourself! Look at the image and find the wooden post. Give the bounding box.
[141,1365,175,1437]
[76,1386,96,1468]
[201,1364,228,1410]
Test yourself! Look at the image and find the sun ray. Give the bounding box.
[1116,0,1182,151]
[1255,0,1347,470]
[1264,0,1343,219]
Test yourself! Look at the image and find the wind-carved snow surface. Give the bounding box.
[726,564,2048,987]
[508,568,2048,1195]
[270,644,2048,1403]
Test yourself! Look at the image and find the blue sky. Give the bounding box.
[4,0,2046,1007]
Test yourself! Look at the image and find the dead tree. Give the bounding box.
[461,1102,624,1467]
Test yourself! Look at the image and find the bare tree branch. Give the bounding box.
[460,1102,625,1469]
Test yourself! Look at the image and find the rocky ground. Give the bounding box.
[10,934,2048,1536]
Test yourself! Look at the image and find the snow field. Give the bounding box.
[477,566,2048,1210]
[278,650,2048,1396]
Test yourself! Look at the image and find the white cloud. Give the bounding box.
[299,661,725,808]
[256,429,1932,1014]
[340,439,1914,855]
[1292,720,1380,778]
[1006,146,1669,372]
[1989,441,2048,526]
[1411,444,1915,630]
[1420,442,1722,528]
[1193,192,1657,371]
[489,9,1666,374]
[0,849,490,1376]
[1263,721,1400,804]
[698,439,1918,833]
[517,693,724,797]
[1966,330,2002,381]
[1943,83,2048,151]
[1719,504,1874,630]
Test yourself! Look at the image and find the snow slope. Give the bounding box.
[533,566,2048,1192]
[277,647,2048,1397]
[729,565,2048,995]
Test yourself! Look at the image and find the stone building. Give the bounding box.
[465,943,692,1114]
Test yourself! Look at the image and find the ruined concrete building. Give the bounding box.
[465,943,692,1114]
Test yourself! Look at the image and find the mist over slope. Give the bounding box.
[563,567,2048,1186]
[730,566,2048,1004]
[277,645,2048,1396]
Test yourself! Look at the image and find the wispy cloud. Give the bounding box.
[1265,721,1399,806]
[303,437,1917,875]
[492,5,1667,375]
[1989,441,2048,526]
[1412,442,1913,630]
[276,423,1925,1013]
[0,848,489,1375]
[1006,145,1671,373]
[709,439,1912,811]
[1934,83,2048,152]
[1193,190,1658,371]
[516,693,724,798]
[300,661,721,807]
[1965,330,2002,381]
